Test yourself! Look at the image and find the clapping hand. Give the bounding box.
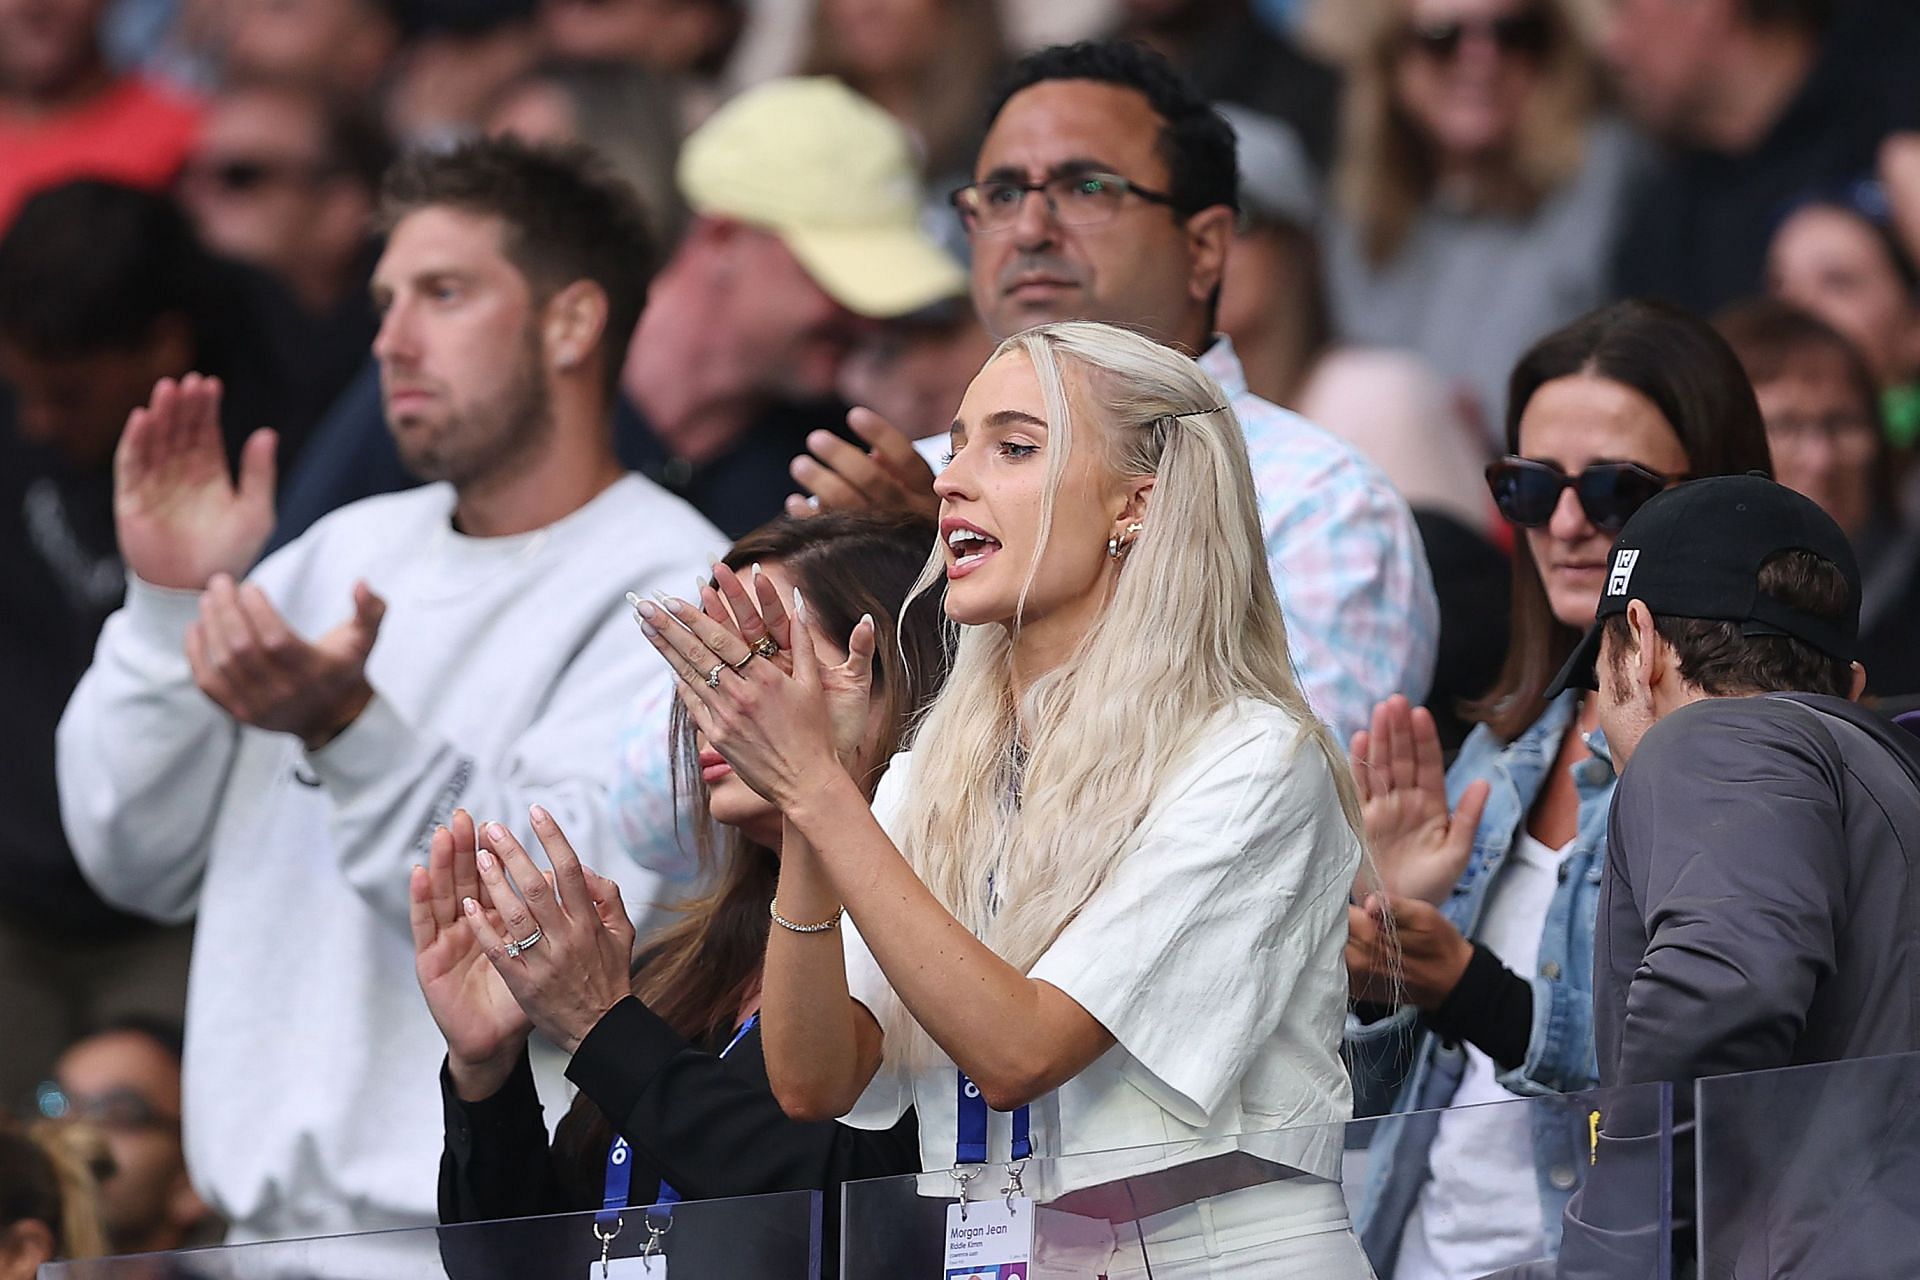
[634,583,871,811]
[460,807,637,1056]
[186,575,385,749]
[1350,696,1490,906]
[115,374,276,591]
[785,407,939,522]
[410,811,532,1100]
[1346,893,1474,1011]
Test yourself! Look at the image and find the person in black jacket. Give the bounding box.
[412,514,949,1234]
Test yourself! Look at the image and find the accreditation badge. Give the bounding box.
[942,1194,1033,1279]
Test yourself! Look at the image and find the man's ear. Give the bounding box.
[1626,600,1663,694]
[543,280,609,374]
[1183,205,1235,306]
[1849,660,1869,701]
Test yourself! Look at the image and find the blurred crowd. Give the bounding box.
[5,0,1920,1270]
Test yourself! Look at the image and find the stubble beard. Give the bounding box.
[392,328,554,490]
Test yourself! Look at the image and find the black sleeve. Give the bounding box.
[1419,943,1535,1071]
[438,1048,574,1224]
[566,997,920,1202]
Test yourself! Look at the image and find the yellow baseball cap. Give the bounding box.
[677,77,967,319]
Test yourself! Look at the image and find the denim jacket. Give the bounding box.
[1347,691,1616,1275]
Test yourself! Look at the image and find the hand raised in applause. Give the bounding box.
[115,374,276,591]
[636,584,872,809]
[410,810,532,1100]
[785,407,939,523]
[1349,695,1490,906]
[186,574,385,749]
[1346,892,1474,1011]
[689,561,876,769]
[461,808,637,1056]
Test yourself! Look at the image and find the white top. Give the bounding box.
[57,476,724,1242]
[839,699,1361,1191]
[1395,830,1573,1279]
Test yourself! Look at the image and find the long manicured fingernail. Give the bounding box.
[530,803,550,825]
[634,598,658,621]
[476,849,494,872]
[626,591,645,618]
[697,574,712,593]
[751,563,763,582]
[462,897,478,916]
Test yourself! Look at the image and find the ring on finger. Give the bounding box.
[729,650,756,671]
[750,634,779,659]
[705,663,726,688]
[504,927,543,958]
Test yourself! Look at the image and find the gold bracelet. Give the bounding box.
[769,897,843,934]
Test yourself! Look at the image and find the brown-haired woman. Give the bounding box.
[1320,0,1640,445]
[414,514,948,1226]
[1342,300,1773,1278]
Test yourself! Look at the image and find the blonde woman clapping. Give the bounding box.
[636,321,1375,1277]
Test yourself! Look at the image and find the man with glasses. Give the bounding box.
[786,40,1437,746]
[44,1019,217,1254]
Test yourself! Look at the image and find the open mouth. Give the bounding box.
[945,525,1002,577]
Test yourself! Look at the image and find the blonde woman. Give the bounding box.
[1321,0,1639,444]
[636,320,1374,1276]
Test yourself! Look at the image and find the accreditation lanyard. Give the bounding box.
[599,1013,759,1222]
[955,1071,1031,1165]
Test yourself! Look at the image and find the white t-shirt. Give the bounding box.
[1394,829,1572,1280]
[838,698,1361,1193]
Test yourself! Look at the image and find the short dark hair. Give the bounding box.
[987,40,1238,218]
[1741,0,1835,33]
[1603,548,1855,698]
[379,137,656,399]
[1467,299,1776,739]
[0,181,212,360]
[78,1015,186,1066]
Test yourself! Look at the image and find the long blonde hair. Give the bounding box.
[1329,0,1598,265]
[883,321,1362,1060]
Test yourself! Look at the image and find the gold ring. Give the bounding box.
[751,634,779,659]
[729,651,755,671]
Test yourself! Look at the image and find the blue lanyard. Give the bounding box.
[956,1071,1030,1165]
[601,1012,759,1217]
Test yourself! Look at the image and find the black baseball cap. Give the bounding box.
[1545,474,1861,698]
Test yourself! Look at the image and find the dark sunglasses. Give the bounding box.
[1404,11,1553,61]
[1485,456,1682,530]
[185,157,326,194]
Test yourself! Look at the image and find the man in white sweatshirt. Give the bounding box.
[56,138,725,1243]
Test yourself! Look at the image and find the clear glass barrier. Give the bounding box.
[841,1083,1671,1279]
[1696,1050,1920,1280]
[43,1188,821,1280]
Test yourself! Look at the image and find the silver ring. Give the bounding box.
[705,663,725,688]
[504,927,543,958]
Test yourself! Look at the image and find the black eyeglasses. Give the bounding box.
[1485,456,1683,530]
[949,172,1176,235]
[1403,11,1552,61]
[34,1081,178,1133]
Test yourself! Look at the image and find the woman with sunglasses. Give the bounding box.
[1343,299,1773,1280]
[1318,0,1639,445]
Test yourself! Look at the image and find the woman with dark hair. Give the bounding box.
[413,514,948,1227]
[1342,299,1773,1280]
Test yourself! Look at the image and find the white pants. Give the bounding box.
[1032,1178,1377,1280]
